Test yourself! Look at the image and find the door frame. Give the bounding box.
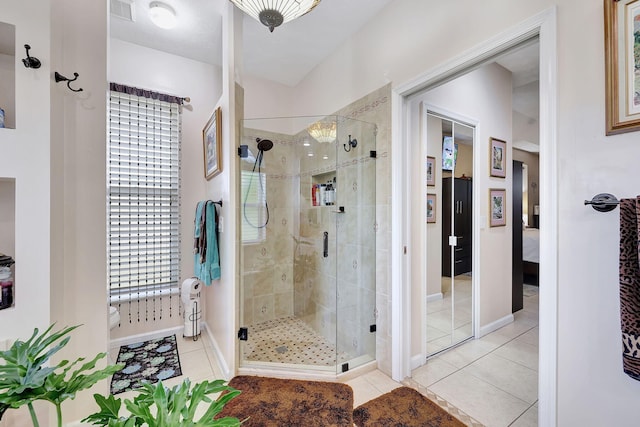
[390,6,557,425]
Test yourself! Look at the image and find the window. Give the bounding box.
[107,90,181,300]
[241,170,266,243]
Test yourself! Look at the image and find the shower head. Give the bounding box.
[256,138,274,152]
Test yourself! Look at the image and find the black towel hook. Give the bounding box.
[584,193,620,212]
[54,71,83,92]
[22,44,41,69]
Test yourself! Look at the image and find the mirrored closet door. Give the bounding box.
[425,113,475,356]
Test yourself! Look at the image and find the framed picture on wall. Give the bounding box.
[489,137,507,178]
[203,107,222,180]
[604,0,640,135]
[426,193,436,223]
[426,156,436,186]
[489,188,507,227]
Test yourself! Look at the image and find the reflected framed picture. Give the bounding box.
[426,193,436,223]
[426,156,436,186]
[605,0,640,134]
[489,137,506,178]
[489,188,506,227]
[203,107,222,180]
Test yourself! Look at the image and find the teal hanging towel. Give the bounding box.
[194,200,221,285]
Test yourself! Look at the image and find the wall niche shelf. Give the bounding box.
[0,21,16,130]
[311,170,337,207]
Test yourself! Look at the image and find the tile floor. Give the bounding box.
[410,284,540,427]
[109,285,538,426]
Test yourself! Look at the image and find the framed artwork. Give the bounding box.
[489,137,506,178]
[426,156,436,186]
[442,136,457,171]
[489,188,507,227]
[426,193,436,223]
[203,107,222,180]
[605,0,640,134]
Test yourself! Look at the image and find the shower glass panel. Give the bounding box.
[238,115,377,375]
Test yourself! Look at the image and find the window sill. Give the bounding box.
[109,287,180,304]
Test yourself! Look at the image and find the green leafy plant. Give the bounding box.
[82,378,242,427]
[0,324,124,427]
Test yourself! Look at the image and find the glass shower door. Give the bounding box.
[335,118,377,374]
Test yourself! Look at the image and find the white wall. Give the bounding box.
[49,0,110,422]
[0,0,51,354]
[284,0,640,424]
[108,38,222,339]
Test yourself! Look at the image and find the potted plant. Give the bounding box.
[82,378,242,426]
[0,324,241,427]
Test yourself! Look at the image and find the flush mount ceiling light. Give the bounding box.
[308,121,336,143]
[229,0,321,33]
[149,1,177,29]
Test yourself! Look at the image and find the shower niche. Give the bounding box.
[238,115,377,376]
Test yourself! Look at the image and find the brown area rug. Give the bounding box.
[353,386,466,427]
[217,375,354,426]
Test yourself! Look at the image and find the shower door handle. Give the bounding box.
[323,231,329,258]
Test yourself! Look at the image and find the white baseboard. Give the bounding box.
[427,292,443,303]
[411,354,424,370]
[479,313,514,338]
[109,325,183,349]
[201,321,232,380]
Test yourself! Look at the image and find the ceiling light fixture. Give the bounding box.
[229,0,321,33]
[149,1,177,29]
[308,121,336,143]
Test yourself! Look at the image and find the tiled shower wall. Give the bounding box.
[239,129,296,327]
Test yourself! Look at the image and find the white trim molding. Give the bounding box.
[479,314,515,338]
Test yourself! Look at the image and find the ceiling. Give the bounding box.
[109,0,539,150]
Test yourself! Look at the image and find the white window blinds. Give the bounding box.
[241,170,266,243]
[108,91,181,307]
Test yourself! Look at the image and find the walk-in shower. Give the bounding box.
[237,115,377,376]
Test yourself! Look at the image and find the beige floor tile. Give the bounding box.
[429,370,530,427]
[412,357,458,386]
[179,348,215,382]
[489,321,536,342]
[509,403,538,427]
[514,327,539,348]
[361,369,401,394]
[347,376,384,407]
[175,334,205,354]
[493,339,539,372]
[462,353,538,404]
[438,338,500,369]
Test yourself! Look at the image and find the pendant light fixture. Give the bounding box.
[229,0,321,32]
[308,121,336,143]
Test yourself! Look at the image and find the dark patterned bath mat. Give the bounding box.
[110,334,182,394]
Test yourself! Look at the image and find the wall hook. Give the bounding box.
[54,71,83,92]
[22,44,41,69]
[343,134,358,152]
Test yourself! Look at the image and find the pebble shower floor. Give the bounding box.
[243,316,350,367]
